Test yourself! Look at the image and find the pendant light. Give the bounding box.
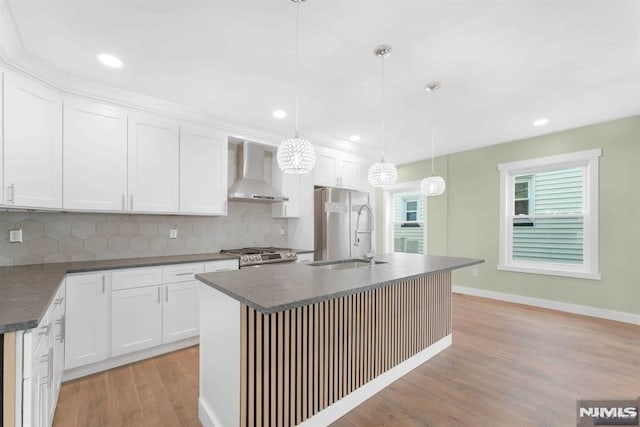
[420,82,446,196]
[367,45,398,188]
[277,0,316,174]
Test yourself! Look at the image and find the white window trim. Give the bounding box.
[382,180,428,254]
[497,149,601,280]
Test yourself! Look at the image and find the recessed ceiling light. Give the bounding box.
[97,53,123,68]
[272,110,287,119]
[533,118,549,127]
[349,135,361,142]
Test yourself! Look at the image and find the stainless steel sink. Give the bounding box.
[309,259,387,270]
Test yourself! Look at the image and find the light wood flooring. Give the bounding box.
[53,294,640,427]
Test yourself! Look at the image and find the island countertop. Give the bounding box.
[195,253,483,314]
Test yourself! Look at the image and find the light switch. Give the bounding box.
[472,268,479,277]
[169,229,178,239]
[9,229,23,243]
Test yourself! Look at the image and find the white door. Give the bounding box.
[179,126,227,215]
[128,114,180,213]
[65,273,109,370]
[314,153,338,187]
[111,286,163,356]
[162,281,199,343]
[3,72,63,209]
[339,157,358,189]
[63,98,128,211]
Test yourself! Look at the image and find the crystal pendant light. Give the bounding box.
[421,82,446,196]
[277,0,316,174]
[367,45,398,188]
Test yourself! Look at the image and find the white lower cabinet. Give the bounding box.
[65,272,109,370]
[22,281,65,427]
[111,285,163,356]
[162,281,200,343]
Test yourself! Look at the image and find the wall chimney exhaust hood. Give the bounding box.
[228,141,289,203]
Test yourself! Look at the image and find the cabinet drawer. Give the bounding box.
[203,259,239,273]
[112,267,163,291]
[163,263,205,283]
[296,252,315,263]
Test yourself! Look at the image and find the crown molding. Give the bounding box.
[0,1,378,159]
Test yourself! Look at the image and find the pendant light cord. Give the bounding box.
[381,54,386,162]
[430,88,435,175]
[294,1,300,138]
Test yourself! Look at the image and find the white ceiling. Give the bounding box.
[6,0,640,164]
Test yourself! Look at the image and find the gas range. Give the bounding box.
[220,247,297,268]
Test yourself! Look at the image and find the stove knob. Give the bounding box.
[241,255,248,263]
[253,255,261,262]
[288,252,295,258]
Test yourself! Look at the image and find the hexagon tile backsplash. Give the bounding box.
[0,202,289,266]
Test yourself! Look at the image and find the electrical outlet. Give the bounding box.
[9,229,23,243]
[472,268,479,277]
[279,227,286,236]
[169,229,178,239]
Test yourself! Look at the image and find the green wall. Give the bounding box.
[384,116,640,315]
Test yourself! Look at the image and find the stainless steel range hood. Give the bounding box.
[228,141,289,203]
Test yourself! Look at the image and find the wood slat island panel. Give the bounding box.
[239,271,451,427]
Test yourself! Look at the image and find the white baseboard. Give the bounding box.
[198,398,223,427]
[453,285,640,325]
[62,336,199,381]
[298,334,453,427]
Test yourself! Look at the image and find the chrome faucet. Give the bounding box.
[354,203,375,266]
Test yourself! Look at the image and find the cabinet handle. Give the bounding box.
[41,354,49,363]
[130,194,134,211]
[175,272,193,276]
[215,267,233,272]
[157,287,161,303]
[122,193,125,210]
[165,286,169,302]
[38,325,51,336]
[284,205,287,216]
[102,275,106,293]
[54,297,64,306]
[7,183,15,204]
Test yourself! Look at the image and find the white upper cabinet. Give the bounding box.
[179,126,227,215]
[3,71,63,209]
[314,152,338,188]
[63,98,128,211]
[313,148,363,190]
[339,157,358,189]
[272,157,301,218]
[128,114,180,213]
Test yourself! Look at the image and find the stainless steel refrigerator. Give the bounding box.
[314,188,371,261]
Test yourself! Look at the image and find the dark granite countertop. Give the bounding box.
[196,253,483,314]
[0,253,238,334]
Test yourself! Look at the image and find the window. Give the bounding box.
[498,149,601,280]
[389,190,425,254]
[404,200,418,222]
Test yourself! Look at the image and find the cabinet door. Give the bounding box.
[3,72,63,209]
[111,286,163,356]
[162,281,199,343]
[339,157,358,190]
[272,159,301,218]
[314,153,338,187]
[63,99,127,211]
[65,273,109,369]
[179,127,227,215]
[128,114,180,213]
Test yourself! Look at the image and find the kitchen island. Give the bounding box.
[195,253,482,427]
